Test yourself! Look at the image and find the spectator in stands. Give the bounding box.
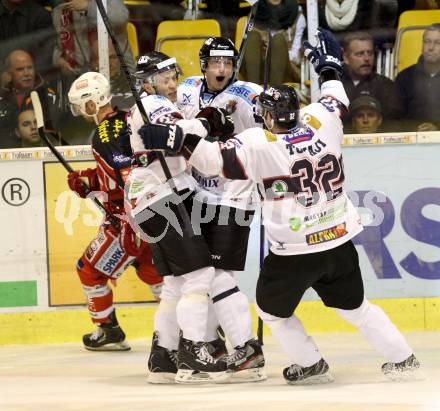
[0,50,59,149]
[15,109,43,147]
[52,0,134,144]
[241,0,300,85]
[341,31,403,130]
[0,0,55,76]
[89,38,134,110]
[395,24,440,132]
[318,1,397,47]
[52,0,134,94]
[350,95,383,134]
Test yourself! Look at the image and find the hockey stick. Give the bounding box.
[233,0,259,82]
[93,0,194,238]
[257,29,273,346]
[30,91,119,229]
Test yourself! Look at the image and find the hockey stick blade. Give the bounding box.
[93,0,195,238]
[30,91,120,228]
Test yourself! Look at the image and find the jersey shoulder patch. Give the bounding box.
[300,107,322,130]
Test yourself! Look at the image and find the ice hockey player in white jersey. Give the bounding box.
[139,29,421,384]
[176,37,265,381]
[126,51,230,384]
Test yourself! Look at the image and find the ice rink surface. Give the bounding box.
[1,332,439,411]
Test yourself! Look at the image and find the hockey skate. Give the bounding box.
[175,337,229,384]
[382,354,421,381]
[83,311,130,351]
[283,358,333,385]
[224,338,267,382]
[207,337,228,359]
[147,332,178,384]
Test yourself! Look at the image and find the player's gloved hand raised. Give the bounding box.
[196,107,234,137]
[303,28,343,76]
[138,123,185,154]
[67,168,98,198]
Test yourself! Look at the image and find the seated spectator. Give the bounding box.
[0,0,55,76]
[350,96,383,134]
[241,0,300,85]
[395,24,440,132]
[15,109,42,147]
[0,50,59,149]
[89,38,134,110]
[341,31,403,131]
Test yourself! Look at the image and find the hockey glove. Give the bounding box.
[120,219,147,257]
[67,168,99,199]
[196,107,234,137]
[303,28,343,76]
[138,123,185,154]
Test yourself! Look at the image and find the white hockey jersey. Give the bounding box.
[189,80,363,255]
[177,77,263,210]
[126,93,196,212]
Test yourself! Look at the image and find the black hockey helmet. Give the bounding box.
[256,85,300,128]
[199,37,239,72]
[134,51,180,83]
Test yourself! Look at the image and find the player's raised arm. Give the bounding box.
[304,28,349,112]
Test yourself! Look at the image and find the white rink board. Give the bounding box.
[0,160,48,306]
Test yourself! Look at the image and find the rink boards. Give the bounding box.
[0,131,439,344]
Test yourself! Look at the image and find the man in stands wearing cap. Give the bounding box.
[350,95,383,134]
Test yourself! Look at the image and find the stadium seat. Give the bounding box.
[235,15,248,50]
[155,19,221,78]
[124,0,150,5]
[394,10,440,76]
[127,22,139,59]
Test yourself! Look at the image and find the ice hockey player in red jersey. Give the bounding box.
[67,71,163,351]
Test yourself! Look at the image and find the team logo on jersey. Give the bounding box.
[282,127,314,145]
[306,223,347,245]
[302,113,322,130]
[289,217,302,232]
[182,93,192,103]
[225,99,237,113]
[271,180,288,199]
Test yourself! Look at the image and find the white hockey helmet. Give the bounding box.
[68,72,112,120]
